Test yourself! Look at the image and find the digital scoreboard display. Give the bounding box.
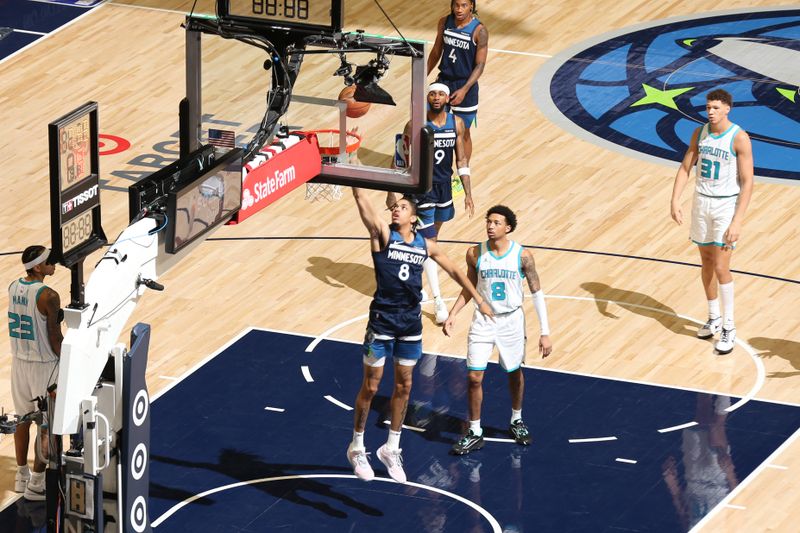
[219,0,343,32]
[49,102,106,267]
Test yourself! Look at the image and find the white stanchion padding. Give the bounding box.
[52,218,160,435]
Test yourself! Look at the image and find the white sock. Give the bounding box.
[351,431,365,450]
[386,429,402,450]
[511,409,522,424]
[719,281,735,329]
[707,298,721,320]
[423,258,441,298]
[469,419,482,436]
[17,465,30,476]
[30,471,45,484]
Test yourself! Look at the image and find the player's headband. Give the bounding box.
[428,83,450,96]
[23,248,50,270]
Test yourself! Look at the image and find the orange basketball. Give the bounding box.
[338,85,371,119]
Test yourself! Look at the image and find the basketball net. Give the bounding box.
[303,129,362,202]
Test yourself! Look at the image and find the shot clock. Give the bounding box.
[219,0,343,32]
[48,101,106,268]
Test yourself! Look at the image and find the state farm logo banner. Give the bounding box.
[231,135,322,224]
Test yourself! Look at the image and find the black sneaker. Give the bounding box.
[509,419,532,446]
[450,430,484,455]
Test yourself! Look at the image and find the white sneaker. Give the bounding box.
[347,445,374,481]
[697,316,721,339]
[14,469,30,493]
[23,478,45,501]
[434,296,449,325]
[377,444,407,483]
[715,327,736,355]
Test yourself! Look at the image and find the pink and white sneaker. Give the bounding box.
[347,445,375,481]
[377,444,407,483]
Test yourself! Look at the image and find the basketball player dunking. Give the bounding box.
[347,189,492,483]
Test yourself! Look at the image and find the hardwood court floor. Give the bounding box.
[0,1,798,530]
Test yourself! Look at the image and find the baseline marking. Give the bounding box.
[484,437,515,443]
[324,395,353,411]
[689,426,800,532]
[382,420,425,433]
[569,436,618,444]
[11,29,47,36]
[151,474,502,532]
[658,421,699,433]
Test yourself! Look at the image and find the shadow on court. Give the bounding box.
[749,337,800,378]
[581,282,697,338]
[306,257,375,296]
[152,449,382,520]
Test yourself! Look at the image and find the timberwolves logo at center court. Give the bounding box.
[533,8,800,183]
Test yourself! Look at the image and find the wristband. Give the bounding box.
[458,167,470,176]
[533,290,550,336]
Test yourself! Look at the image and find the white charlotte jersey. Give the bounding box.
[476,241,525,314]
[8,279,58,363]
[695,123,741,197]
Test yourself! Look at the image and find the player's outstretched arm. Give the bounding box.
[671,127,700,226]
[427,16,447,75]
[521,249,552,357]
[428,239,493,318]
[352,187,388,247]
[725,129,754,248]
[442,245,479,336]
[454,116,474,217]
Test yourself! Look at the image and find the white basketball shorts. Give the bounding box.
[467,307,526,371]
[691,194,737,247]
[12,358,57,417]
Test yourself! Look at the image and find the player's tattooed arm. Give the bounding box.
[521,250,542,294]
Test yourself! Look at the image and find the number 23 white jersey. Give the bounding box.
[476,241,525,314]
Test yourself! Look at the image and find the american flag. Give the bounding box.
[208,128,235,148]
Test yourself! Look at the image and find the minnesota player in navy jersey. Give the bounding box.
[392,83,472,325]
[428,0,488,163]
[347,188,492,483]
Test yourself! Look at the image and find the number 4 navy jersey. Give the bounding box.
[437,14,481,114]
[371,229,427,311]
[439,15,481,81]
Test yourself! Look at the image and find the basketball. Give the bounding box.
[338,85,371,119]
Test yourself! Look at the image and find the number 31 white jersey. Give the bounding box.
[695,123,741,198]
[476,241,525,314]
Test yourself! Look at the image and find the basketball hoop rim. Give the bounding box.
[300,129,362,156]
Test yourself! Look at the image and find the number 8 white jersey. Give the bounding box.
[476,241,525,314]
[695,123,741,198]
